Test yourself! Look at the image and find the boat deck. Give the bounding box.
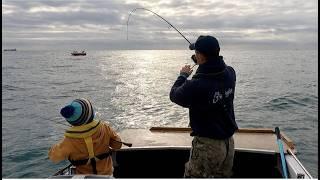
[119,127,295,154]
[113,127,297,178]
[52,127,312,178]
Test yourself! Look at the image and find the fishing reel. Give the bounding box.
[191,54,197,64]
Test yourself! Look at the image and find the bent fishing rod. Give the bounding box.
[127,8,197,67]
[127,8,191,44]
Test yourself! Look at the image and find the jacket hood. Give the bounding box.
[64,120,102,138]
[195,56,226,75]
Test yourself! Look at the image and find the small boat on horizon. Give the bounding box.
[71,50,86,56]
[4,48,17,51]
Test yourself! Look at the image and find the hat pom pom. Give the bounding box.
[60,105,75,118]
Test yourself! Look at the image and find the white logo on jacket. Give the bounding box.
[212,88,233,104]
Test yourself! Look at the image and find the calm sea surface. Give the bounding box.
[2,49,318,178]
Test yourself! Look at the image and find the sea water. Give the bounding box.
[2,49,318,178]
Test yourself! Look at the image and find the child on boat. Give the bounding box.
[48,98,122,175]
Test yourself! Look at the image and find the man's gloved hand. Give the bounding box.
[179,65,193,78]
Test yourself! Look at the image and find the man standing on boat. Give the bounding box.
[170,35,238,178]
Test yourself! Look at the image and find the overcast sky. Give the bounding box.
[2,0,318,50]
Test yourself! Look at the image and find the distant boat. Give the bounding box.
[4,49,16,51]
[71,50,86,56]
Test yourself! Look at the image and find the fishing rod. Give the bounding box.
[127,7,191,45]
[111,139,132,147]
[127,8,197,66]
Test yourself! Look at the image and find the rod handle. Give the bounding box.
[122,142,132,147]
[111,139,132,147]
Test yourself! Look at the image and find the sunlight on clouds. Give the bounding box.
[121,15,127,21]
[2,4,16,14]
[2,0,317,49]
[47,24,120,34]
[124,0,157,7]
[29,6,81,13]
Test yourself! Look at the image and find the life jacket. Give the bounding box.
[64,120,111,174]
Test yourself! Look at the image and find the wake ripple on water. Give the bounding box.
[50,94,73,100]
[264,93,316,111]
[2,107,20,112]
[5,149,45,163]
[51,65,74,68]
[2,66,23,70]
[48,80,82,86]
[3,147,54,178]
[3,84,26,91]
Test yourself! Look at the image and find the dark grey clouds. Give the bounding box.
[2,0,318,50]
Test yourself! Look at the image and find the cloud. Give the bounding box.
[2,0,318,50]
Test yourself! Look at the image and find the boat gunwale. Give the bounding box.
[150,127,295,150]
[115,146,280,154]
[286,148,313,178]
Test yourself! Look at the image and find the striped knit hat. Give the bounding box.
[60,98,94,126]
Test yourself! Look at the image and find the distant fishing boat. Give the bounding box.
[4,48,16,51]
[50,127,313,178]
[71,50,86,56]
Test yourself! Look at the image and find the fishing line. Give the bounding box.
[51,117,72,128]
[56,120,71,127]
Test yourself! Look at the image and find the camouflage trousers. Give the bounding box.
[184,136,235,178]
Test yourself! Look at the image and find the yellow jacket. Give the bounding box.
[48,120,122,175]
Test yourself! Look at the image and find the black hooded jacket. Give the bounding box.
[170,56,238,139]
